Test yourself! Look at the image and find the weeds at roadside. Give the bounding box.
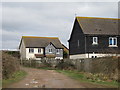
[55,69,119,88]
[2,70,27,87]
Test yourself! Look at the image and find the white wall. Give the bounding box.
[26,48,44,60]
[55,57,63,60]
[20,40,26,60]
[70,54,87,59]
[70,53,120,59]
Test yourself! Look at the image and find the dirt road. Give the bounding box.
[5,67,113,88]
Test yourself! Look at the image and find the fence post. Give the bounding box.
[84,59,91,73]
[76,59,81,71]
[75,59,78,71]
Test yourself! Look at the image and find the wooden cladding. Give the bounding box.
[35,54,44,58]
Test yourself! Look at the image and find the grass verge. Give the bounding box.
[56,69,119,88]
[38,67,119,88]
[2,70,27,87]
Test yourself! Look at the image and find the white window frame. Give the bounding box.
[49,48,52,53]
[92,37,98,45]
[38,48,41,53]
[109,37,117,47]
[56,49,60,54]
[29,48,34,53]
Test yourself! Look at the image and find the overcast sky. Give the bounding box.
[1,2,118,50]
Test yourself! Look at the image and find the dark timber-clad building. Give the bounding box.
[68,17,120,59]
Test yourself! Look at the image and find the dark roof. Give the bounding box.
[76,17,120,35]
[21,36,63,48]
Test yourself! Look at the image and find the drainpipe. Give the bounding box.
[85,36,89,58]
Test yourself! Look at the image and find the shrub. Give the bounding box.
[56,60,75,70]
[4,51,20,58]
[2,51,20,79]
[41,60,52,67]
[84,73,109,82]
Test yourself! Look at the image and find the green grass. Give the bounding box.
[56,69,119,88]
[0,80,2,89]
[38,67,119,87]
[2,70,27,87]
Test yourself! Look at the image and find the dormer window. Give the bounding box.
[109,37,117,47]
[92,37,98,45]
[49,48,52,53]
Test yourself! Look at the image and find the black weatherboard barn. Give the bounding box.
[68,17,120,59]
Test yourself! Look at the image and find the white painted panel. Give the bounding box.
[70,53,120,59]
[26,48,44,60]
[70,54,87,59]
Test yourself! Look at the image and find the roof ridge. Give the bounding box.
[22,36,59,39]
[76,16,120,20]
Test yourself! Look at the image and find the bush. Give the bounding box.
[56,60,76,70]
[2,51,20,79]
[4,51,20,58]
[63,51,68,58]
[41,60,52,67]
[84,73,109,82]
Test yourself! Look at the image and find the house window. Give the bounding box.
[29,48,34,53]
[49,48,52,53]
[109,37,117,47]
[93,37,98,45]
[38,48,41,53]
[56,49,60,54]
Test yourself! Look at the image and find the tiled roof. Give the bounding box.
[76,17,120,35]
[22,36,63,48]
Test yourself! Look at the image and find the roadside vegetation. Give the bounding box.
[3,50,20,59]
[2,51,27,87]
[2,70,27,87]
[20,55,119,88]
[34,58,119,88]
[38,66,119,87]
[56,70,119,87]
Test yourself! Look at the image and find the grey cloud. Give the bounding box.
[2,2,118,49]
[2,0,119,2]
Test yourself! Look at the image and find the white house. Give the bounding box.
[19,36,64,60]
